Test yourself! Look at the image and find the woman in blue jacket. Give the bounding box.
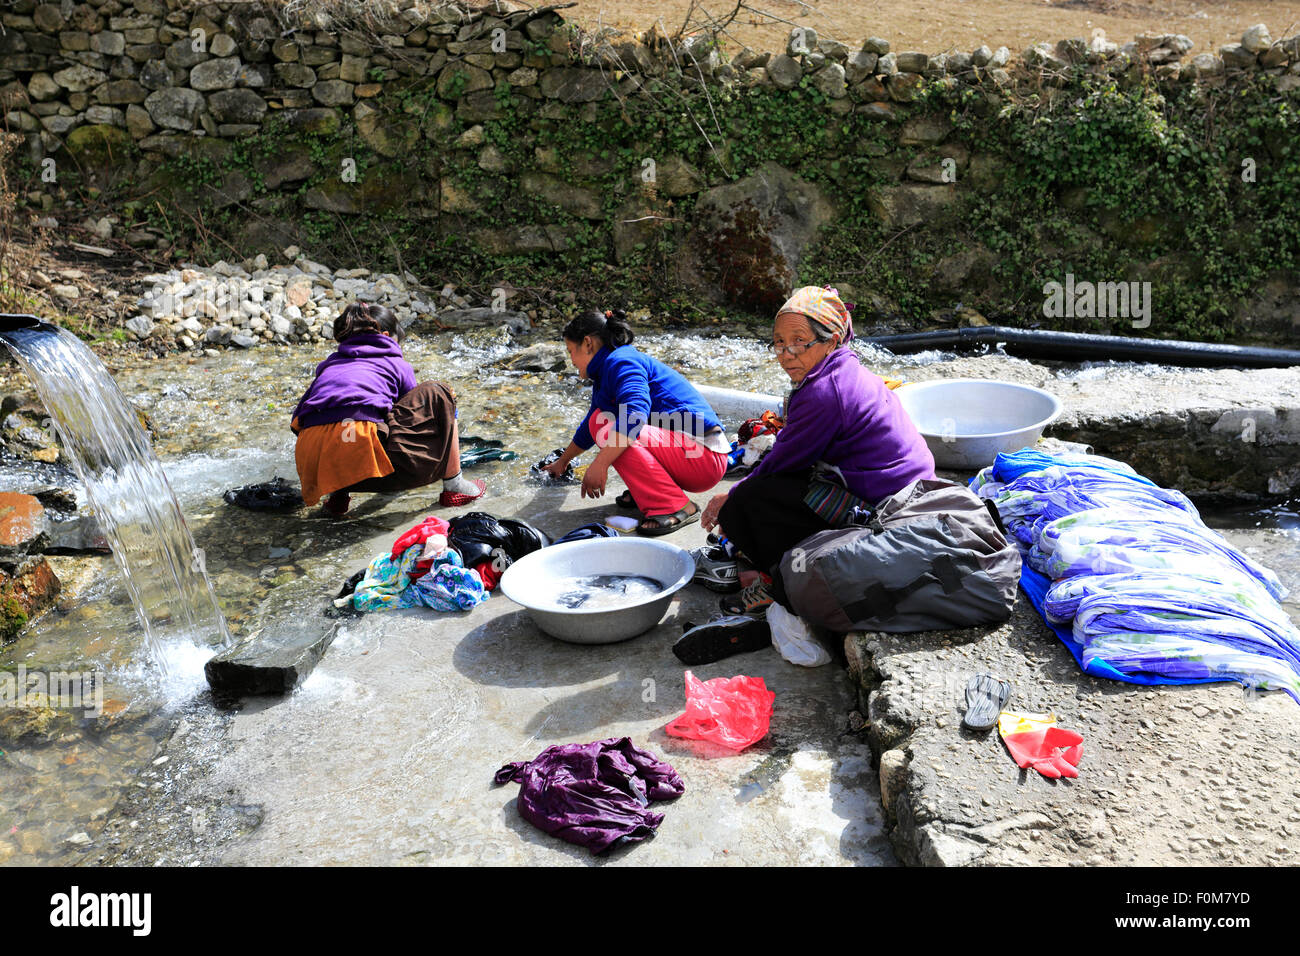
[540,309,729,535]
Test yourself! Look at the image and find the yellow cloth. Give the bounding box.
[293,418,393,505]
[883,378,905,390]
[776,286,853,342]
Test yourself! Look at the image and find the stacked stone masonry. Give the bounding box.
[3,1,1297,171]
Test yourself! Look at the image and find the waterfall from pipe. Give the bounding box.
[0,319,230,670]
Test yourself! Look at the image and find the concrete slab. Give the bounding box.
[193,496,894,866]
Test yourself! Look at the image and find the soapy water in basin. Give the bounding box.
[551,574,666,610]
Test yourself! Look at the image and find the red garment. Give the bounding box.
[473,560,501,591]
[391,515,451,576]
[587,408,727,517]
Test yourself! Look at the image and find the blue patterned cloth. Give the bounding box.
[352,543,487,613]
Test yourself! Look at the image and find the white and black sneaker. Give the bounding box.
[673,615,772,665]
[690,545,740,593]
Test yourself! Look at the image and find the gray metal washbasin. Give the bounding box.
[499,537,695,644]
[895,378,1064,470]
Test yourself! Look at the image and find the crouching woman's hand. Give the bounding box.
[701,492,728,532]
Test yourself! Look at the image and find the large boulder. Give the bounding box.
[679,161,836,313]
[64,124,134,188]
[144,87,204,130]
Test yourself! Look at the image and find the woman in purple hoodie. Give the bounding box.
[700,286,936,614]
[291,302,485,516]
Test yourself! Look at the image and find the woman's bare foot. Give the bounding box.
[323,491,351,516]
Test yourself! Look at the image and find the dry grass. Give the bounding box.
[557,0,1300,57]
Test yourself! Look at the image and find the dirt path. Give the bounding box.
[562,0,1300,57]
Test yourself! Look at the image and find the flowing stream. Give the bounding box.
[0,320,230,666]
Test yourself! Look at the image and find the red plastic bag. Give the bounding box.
[665,671,775,751]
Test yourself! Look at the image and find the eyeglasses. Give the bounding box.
[768,341,816,356]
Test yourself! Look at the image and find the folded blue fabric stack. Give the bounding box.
[972,449,1300,701]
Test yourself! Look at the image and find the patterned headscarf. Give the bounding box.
[776,286,854,346]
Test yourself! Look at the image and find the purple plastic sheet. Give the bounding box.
[494,737,685,854]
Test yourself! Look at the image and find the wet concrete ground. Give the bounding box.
[114,480,894,866]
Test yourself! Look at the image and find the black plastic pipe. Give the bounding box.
[862,326,1300,369]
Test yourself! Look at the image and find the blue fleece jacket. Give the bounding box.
[572,345,723,450]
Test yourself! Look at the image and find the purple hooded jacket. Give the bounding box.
[739,346,935,503]
[292,333,417,429]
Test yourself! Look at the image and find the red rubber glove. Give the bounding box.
[998,712,1084,779]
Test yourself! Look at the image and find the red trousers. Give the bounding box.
[588,409,727,515]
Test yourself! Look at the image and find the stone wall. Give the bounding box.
[3,0,1299,338]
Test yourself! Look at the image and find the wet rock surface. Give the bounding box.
[204,619,339,697]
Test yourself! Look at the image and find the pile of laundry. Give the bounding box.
[341,513,624,614]
[973,448,1300,701]
[344,512,550,613]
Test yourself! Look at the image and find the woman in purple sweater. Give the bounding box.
[700,286,935,614]
[292,302,485,516]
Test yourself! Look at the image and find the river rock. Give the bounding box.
[204,619,340,696]
[0,556,60,641]
[0,492,48,571]
[680,161,835,313]
[124,314,155,338]
[497,342,566,372]
[434,307,530,331]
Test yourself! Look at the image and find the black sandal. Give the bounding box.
[637,503,700,537]
[615,490,639,510]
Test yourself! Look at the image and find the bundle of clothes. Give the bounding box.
[343,512,618,614]
[972,448,1300,702]
[724,411,784,476]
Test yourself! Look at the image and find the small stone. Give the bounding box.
[1241,23,1272,53]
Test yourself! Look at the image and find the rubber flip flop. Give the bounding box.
[637,503,700,537]
[614,489,639,510]
[963,674,1012,731]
